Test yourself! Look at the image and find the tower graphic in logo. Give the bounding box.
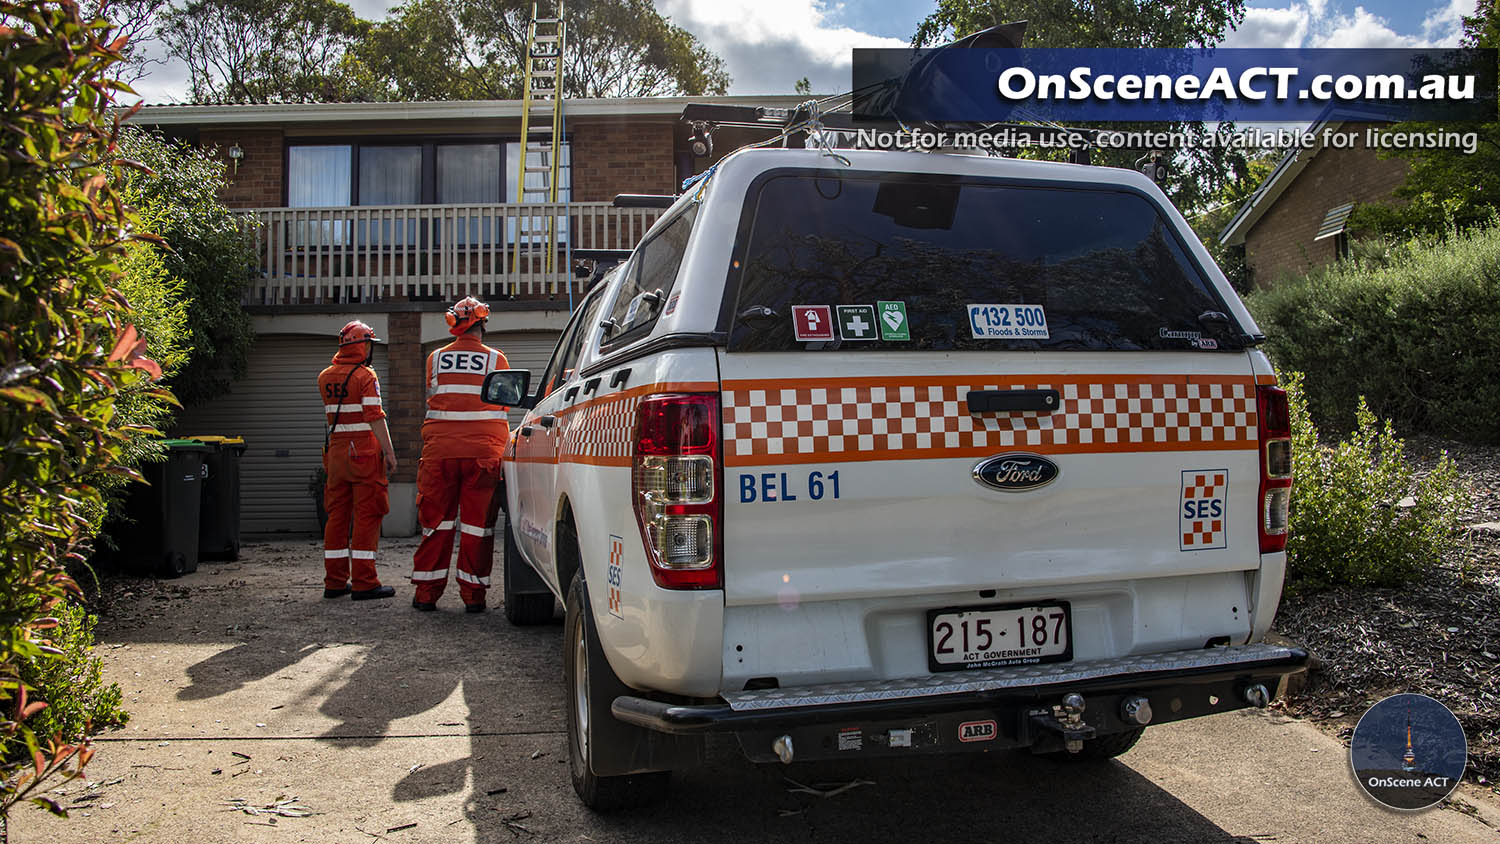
[1350,693,1466,811]
[1402,708,1417,772]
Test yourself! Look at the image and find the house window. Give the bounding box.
[358,146,421,205]
[437,143,503,204]
[287,145,351,207]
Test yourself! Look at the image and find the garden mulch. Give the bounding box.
[1272,437,1500,790]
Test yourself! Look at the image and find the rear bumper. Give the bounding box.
[612,643,1308,760]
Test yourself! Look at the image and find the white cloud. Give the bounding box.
[657,0,908,94]
[1222,7,1311,47]
[1223,0,1475,49]
[1313,7,1425,46]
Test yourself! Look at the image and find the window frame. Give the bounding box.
[282,135,572,208]
[598,203,699,355]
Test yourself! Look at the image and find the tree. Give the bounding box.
[360,0,729,101]
[159,0,378,103]
[1350,0,1500,240]
[914,0,1245,50]
[909,1,1250,213]
[115,128,257,406]
[795,76,811,95]
[86,0,169,84]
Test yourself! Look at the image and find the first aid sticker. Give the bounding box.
[968,304,1049,340]
[792,305,834,341]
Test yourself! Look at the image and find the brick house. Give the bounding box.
[1218,114,1409,286]
[134,95,802,537]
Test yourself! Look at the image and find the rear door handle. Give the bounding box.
[966,389,1060,413]
[519,426,534,437]
[538,415,556,428]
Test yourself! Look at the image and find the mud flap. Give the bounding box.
[578,580,704,776]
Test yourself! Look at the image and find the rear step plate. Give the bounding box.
[723,644,1302,711]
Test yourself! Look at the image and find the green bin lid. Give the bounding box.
[163,438,212,450]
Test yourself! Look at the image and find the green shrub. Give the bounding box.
[0,0,161,816]
[1283,371,1469,590]
[11,604,127,756]
[1246,223,1500,443]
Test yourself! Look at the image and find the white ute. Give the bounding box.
[479,146,1308,810]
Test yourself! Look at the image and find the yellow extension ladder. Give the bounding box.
[513,1,567,292]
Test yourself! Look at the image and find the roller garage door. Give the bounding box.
[173,336,389,536]
[423,331,561,427]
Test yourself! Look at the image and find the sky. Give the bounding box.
[129,0,1481,104]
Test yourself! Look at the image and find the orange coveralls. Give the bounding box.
[317,347,390,592]
[410,335,511,605]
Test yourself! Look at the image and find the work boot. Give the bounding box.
[412,599,437,612]
[351,585,396,601]
[465,603,485,614]
[323,585,352,599]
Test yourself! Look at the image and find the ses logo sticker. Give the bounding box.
[607,535,624,619]
[1180,470,1227,551]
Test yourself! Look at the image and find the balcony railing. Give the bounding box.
[235,202,663,305]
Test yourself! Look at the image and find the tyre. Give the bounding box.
[564,573,670,810]
[1047,726,1145,762]
[501,510,553,626]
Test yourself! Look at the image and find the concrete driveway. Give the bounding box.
[14,539,1500,843]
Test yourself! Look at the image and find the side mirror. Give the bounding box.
[482,369,533,408]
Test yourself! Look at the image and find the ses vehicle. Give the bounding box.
[479,145,1308,810]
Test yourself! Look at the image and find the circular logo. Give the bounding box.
[1349,693,1467,811]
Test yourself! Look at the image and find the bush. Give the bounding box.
[1246,223,1500,443]
[0,0,163,816]
[11,604,127,755]
[116,127,256,407]
[1283,372,1469,590]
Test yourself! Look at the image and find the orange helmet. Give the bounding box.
[338,320,379,345]
[446,296,490,336]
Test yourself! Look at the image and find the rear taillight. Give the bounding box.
[632,394,722,589]
[1257,385,1292,553]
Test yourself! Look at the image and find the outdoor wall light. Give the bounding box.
[227,143,244,173]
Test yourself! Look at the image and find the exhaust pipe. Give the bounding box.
[772,734,794,764]
[1242,683,1270,708]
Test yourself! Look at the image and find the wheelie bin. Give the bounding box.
[190,435,247,561]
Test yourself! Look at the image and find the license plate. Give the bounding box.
[927,602,1072,672]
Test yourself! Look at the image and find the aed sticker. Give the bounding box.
[836,304,879,341]
[1180,470,1228,551]
[791,305,835,341]
[967,304,1049,340]
[958,719,997,743]
[838,727,863,752]
[877,300,910,341]
[607,535,624,619]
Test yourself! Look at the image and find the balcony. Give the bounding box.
[235,202,664,305]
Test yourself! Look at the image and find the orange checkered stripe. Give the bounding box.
[508,381,717,466]
[721,375,1259,467]
[1182,472,1227,549]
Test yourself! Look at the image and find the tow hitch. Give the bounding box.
[1027,692,1096,753]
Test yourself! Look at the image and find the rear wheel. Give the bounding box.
[1047,727,1145,761]
[564,573,670,810]
[502,510,553,626]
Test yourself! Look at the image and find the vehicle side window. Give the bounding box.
[536,286,605,398]
[600,205,697,351]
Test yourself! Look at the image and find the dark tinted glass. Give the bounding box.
[728,174,1239,352]
[602,206,697,348]
[358,146,421,205]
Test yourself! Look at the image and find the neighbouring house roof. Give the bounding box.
[132,94,816,127]
[1217,105,1399,247]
